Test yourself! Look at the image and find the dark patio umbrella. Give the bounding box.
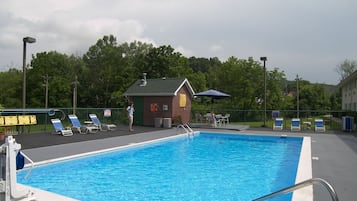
[195,89,231,110]
[195,89,231,98]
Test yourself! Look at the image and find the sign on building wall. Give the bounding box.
[179,93,186,107]
[150,103,159,112]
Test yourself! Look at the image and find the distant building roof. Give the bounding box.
[338,70,357,88]
[123,77,195,97]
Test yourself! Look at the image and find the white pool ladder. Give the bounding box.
[177,124,194,136]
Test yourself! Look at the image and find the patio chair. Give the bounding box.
[68,114,99,134]
[291,118,301,131]
[89,114,117,131]
[314,119,326,132]
[50,118,73,136]
[273,118,284,130]
[221,114,230,125]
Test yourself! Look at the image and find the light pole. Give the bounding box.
[22,36,36,110]
[296,74,299,118]
[260,57,267,127]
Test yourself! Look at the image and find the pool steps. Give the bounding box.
[176,124,194,136]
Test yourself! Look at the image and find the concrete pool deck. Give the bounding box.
[13,125,357,201]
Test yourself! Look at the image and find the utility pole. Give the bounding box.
[43,74,49,109]
[72,75,79,115]
[296,74,299,118]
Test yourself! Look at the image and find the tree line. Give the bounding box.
[0,35,341,111]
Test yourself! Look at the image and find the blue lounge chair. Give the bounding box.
[273,118,284,130]
[51,118,73,136]
[291,118,301,131]
[68,114,99,134]
[89,114,116,131]
[314,119,326,132]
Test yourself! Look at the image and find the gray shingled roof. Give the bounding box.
[123,77,195,97]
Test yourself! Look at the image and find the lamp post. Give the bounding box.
[260,57,267,127]
[22,36,36,110]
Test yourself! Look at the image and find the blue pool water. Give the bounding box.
[18,132,302,201]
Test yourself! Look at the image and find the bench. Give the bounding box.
[0,115,37,134]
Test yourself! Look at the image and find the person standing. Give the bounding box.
[127,102,135,131]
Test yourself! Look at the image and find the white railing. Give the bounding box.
[177,124,194,136]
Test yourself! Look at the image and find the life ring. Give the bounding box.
[150,103,158,112]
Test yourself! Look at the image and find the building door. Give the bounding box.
[133,97,144,125]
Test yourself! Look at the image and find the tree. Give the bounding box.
[188,57,222,73]
[267,68,287,110]
[28,51,76,108]
[0,69,22,108]
[209,57,264,110]
[335,59,357,81]
[83,35,128,107]
[136,45,182,78]
[299,84,330,111]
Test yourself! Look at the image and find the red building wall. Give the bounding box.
[140,86,192,126]
[171,87,192,124]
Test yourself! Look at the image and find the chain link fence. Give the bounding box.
[191,109,357,131]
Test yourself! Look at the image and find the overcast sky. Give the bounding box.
[1,0,356,85]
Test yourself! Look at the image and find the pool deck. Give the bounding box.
[12,124,357,201]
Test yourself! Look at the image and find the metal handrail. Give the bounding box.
[177,124,194,135]
[183,124,193,133]
[252,178,339,201]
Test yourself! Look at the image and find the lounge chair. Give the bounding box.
[291,118,301,131]
[68,114,99,134]
[51,118,73,136]
[314,119,326,132]
[273,118,284,130]
[89,114,117,131]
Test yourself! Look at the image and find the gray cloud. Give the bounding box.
[0,0,356,84]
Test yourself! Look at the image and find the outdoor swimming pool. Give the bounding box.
[18,132,303,201]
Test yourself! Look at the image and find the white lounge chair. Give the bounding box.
[51,118,73,136]
[314,119,326,132]
[291,118,301,131]
[68,114,99,134]
[273,118,284,130]
[89,114,117,131]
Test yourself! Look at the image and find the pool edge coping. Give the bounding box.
[291,136,313,201]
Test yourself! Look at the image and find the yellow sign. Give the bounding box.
[179,93,186,107]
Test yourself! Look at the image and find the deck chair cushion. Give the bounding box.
[315,119,326,132]
[291,118,301,131]
[68,114,99,134]
[51,118,73,136]
[89,114,116,131]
